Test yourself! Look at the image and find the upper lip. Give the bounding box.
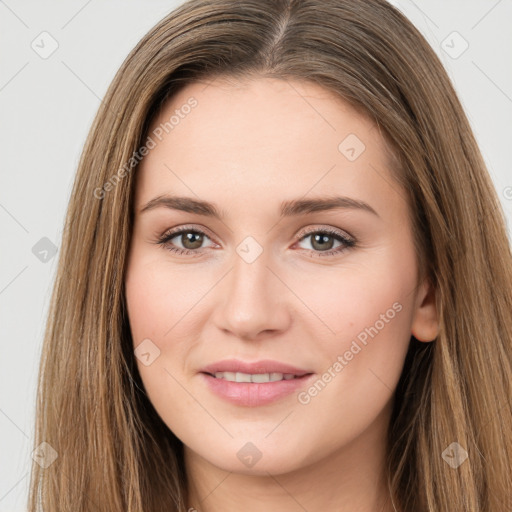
[200,359,313,377]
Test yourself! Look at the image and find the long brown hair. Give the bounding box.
[28,0,512,510]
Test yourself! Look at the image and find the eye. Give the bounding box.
[155,225,356,258]
[156,225,216,256]
[294,227,355,257]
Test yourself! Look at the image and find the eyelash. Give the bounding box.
[155,225,356,258]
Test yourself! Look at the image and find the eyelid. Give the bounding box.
[296,224,354,241]
[159,224,354,243]
[156,223,356,257]
[159,224,218,243]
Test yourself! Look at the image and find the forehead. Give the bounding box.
[135,77,404,221]
[148,76,381,156]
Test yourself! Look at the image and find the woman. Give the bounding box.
[28,0,512,510]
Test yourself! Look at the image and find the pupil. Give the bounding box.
[313,234,333,251]
[183,232,203,249]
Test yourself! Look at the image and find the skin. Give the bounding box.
[124,76,439,512]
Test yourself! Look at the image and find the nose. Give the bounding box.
[211,245,292,341]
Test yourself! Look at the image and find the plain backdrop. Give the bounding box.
[1,0,511,509]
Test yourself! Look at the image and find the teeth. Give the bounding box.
[213,371,298,383]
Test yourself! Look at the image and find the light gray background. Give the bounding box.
[1,1,511,509]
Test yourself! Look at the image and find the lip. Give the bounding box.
[199,359,315,407]
[200,359,312,376]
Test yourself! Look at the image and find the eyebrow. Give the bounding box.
[139,194,379,219]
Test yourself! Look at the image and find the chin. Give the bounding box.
[187,437,311,476]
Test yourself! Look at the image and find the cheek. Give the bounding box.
[125,252,206,345]
[124,250,218,396]
[291,255,416,443]
[307,292,411,404]
[124,257,205,428]
[294,253,414,355]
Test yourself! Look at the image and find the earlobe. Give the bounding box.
[411,278,439,342]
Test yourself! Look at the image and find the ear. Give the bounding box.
[411,277,439,342]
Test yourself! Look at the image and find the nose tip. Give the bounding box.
[211,248,292,340]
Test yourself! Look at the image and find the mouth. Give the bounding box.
[199,358,312,377]
[203,371,310,383]
[198,359,315,406]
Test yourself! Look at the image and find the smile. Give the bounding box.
[210,371,299,383]
[200,371,314,407]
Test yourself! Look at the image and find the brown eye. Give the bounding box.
[156,226,355,258]
[296,228,355,257]
[309,232,336,251]
[156,227,214,256]
[179,231,204,250]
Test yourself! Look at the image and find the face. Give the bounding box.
[124,76,438,476]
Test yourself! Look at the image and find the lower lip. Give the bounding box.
[199,372,315,407]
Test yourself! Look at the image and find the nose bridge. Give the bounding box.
[213,235,290,338]
[232,240,271,296]
[229,237,276,307]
